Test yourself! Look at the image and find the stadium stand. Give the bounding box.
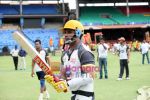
[22,29,59,48]
[0,3,67,28]
[0,4,59,15]
[0,30,16,51]
[0,29,59,51]
[0,5,19,15]
[80,7,115,25]
[119,6,150,14]
[79,7,150,25]
[22,5,58,15]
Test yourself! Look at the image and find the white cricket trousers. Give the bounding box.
[19,57,26,70]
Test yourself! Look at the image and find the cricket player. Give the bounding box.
[117,37,130,80]
[31,39,50,100]
[60,20,95,100]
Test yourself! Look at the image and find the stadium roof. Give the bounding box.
[78,0,148,3]
[84,24,149,30]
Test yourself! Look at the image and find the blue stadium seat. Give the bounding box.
[22,5,58,15]
[0,29,59,51]
[0,30,17,50]
[0,5,19,15]
[0,5,59,15]
[22,29,59,49]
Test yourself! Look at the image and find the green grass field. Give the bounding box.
[0,51,150,100]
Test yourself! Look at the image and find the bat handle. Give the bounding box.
[53,75,60,82]
[52,75,68,92]
[45,74,68,92]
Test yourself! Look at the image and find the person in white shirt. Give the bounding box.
[31,39,50,100]
[140,40,150,64]
[59,20,95,100]
[117,37,130,80]
[10,45,19,70]
[97,38,109,79]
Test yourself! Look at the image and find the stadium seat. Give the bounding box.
[80,7,150,25]
[0,5,59,15]
[22,5,58,15]
[0,29,59,51]
[0,5,19,15]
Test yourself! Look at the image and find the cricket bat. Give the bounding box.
[13,31,67,92]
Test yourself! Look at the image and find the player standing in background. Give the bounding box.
[117,37,130,80]
[97,38,109,79]
[31,39,50,100]
[10,45,19,70]
[140,40,150,64]
[60,20,95,100]
[18,47,27,70]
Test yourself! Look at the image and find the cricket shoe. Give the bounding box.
[45,93,50,99]
[117,78,122,81]
[126,77,130,80]
[38,96,43,100]
[45,90,50,99]
[38,93,43,100]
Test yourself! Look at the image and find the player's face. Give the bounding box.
[120,41,125,45]
[63,29,75,44]
[64,29,75,39]
[35,42,41,50]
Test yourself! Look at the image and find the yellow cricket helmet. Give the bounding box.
[63,20,84,35]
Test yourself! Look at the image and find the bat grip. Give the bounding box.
[53,75,60,82]
[53,75,68,92]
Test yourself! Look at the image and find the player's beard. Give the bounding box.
[35,47,41,52]
[64,36,76,45]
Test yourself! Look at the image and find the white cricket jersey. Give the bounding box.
[118,44,129,60]
[62,43,94,92]
[34,50,47,72]
[11,49,19,57]
[97,43,109,58]
[140,43,149,54]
